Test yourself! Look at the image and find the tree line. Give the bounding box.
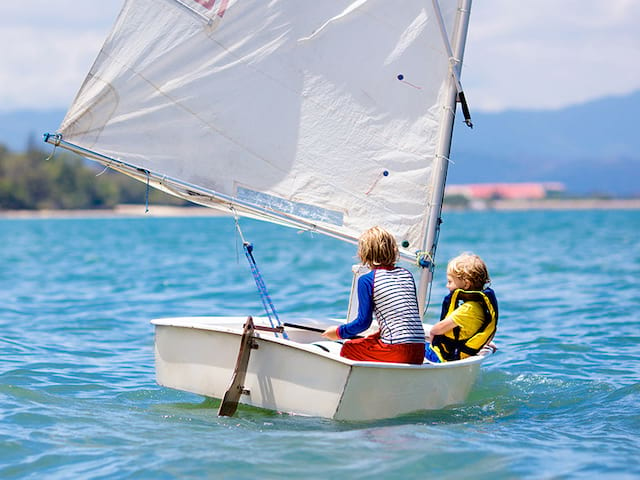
[0,143,187,210]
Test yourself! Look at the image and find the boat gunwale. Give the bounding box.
[151,316,494,369]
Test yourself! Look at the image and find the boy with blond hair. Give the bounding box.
[425,252,498,362]
[322,226,426,364]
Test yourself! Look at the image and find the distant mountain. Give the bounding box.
[450,90,640,196]
[1,90,639,196]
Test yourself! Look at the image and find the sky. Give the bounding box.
[1,0,638,114]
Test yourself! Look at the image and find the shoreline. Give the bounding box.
[447,198,640,212]
[0,204,229,219]
[1,198,640,219]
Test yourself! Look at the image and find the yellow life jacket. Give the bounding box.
[431,288,498,361]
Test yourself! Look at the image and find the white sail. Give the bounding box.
[55,0,464,256]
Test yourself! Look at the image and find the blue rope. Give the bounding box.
[234,217,287,339]
[243,243,285,333]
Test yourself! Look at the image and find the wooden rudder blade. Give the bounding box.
[218,316,257,417]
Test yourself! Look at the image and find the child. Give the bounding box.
[424,253,498,363]
[322,226,426,364]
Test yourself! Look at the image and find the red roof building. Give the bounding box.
[446,182,565,200]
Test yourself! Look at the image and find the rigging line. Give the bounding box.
[96,159,115,177]
[233,216,287,339]
[96,164,110,177]
[43,133,61,161]
[231,207,242,264]
[434,153,455,167]
[416,250,438,321]
[431,0,462,91]
[431,0,473,128]
[141,169,151,213]
[423,278,435,322]
[423,214,444,319]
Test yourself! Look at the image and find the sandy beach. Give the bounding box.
[1,198,640,219]
[0,204,230,219]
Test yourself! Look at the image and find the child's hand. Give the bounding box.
[321,326,340,340]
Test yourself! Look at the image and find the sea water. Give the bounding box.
[1,209,639,479]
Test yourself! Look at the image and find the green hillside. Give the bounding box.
[0,143,186,210]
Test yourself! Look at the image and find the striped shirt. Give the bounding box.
[338,267,425,344]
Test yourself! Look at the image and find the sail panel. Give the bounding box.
[59,0,459,251]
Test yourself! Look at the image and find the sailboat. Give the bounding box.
[45,0,495,421]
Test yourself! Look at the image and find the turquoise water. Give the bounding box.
[1,210,639,479]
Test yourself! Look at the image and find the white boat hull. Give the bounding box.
[152,316,493,421]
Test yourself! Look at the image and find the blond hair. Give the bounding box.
[357,226,398,268]
[447,252,490,290]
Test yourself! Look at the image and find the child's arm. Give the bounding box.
[428,318,456,341]
[322,272,374,340]
[430,302,484,342]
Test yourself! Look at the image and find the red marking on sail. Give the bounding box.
[193,0,216,10]
[217,0,229,17]
[192,0,228,18]
[400,80,422,90]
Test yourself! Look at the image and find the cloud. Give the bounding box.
[463,0,640,111]
[0,0,638,113]
[0,26,111,111]
[0,1,123,112]
[0,1,122,29]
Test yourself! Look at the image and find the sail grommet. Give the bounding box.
[396,73,421,89]
[365,169,390,195]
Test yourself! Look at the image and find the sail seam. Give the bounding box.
[77,48,289,177]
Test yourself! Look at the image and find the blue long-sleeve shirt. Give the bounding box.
[338,270,375,339]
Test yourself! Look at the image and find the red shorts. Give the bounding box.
[340,332,425,364]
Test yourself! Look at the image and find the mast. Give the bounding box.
[417,0,472,317]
